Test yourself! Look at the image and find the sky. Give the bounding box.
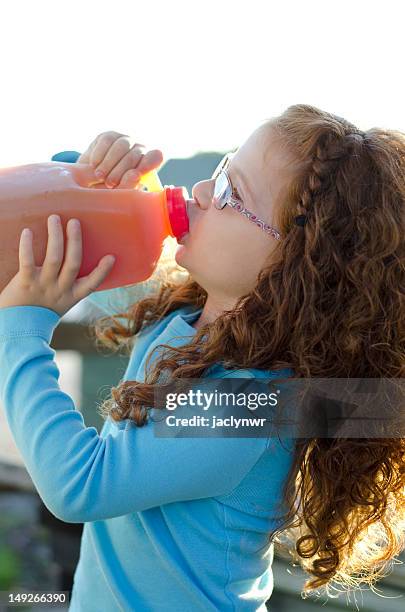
[0,0,404,168]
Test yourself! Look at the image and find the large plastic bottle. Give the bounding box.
[0,160,192,293]
[51,151,187,319]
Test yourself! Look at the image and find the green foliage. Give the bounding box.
[0,544,21,589]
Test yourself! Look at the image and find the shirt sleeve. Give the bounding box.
[0,305,270,523]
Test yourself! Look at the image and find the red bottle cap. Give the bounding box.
[164,186,190,240]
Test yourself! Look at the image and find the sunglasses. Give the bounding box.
[211,152,282,240]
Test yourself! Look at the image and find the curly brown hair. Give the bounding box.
[89,104,405,600]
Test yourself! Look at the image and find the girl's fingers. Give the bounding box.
[116,149,164,189]
[90,136,117,169]
[75,131,163,191]
[58,218,83,288]
[79,131,123,165]
[77,135,99,164]
[74,254,115,300]
[41,215,64,281]
[19,228,36,276]
[92,134,132,177]
[117,168,143,189]
[132,148,164,177]
[104,144,146,187]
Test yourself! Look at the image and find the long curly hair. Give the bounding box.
[89,104,405,600]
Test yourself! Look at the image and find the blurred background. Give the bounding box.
[0,0,404,610]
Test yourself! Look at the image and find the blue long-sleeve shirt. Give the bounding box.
[0,301,295,611]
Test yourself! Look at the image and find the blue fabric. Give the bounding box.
[0,302,295,611]
[51,150,81,163]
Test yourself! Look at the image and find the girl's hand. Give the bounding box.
[0,215,116,317]
[78,131,164,189]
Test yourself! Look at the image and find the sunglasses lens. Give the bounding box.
[212,154,227,180]
[213,171,231,209]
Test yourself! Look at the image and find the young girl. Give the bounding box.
[0,104,403,611]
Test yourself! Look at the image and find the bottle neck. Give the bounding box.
[165,186,190,240]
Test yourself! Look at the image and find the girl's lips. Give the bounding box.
[178,199,196,244]
[178,233,188,244]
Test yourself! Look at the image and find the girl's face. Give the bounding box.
[174,122,295,308]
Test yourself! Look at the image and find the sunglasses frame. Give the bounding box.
[212,152,282,240]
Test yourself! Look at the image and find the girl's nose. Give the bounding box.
[191,179,213,211]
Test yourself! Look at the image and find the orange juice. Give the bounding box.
[0,162,191,292]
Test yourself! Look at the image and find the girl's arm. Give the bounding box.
[0,305,273,523]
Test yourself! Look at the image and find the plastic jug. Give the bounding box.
[0,160,192,293]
